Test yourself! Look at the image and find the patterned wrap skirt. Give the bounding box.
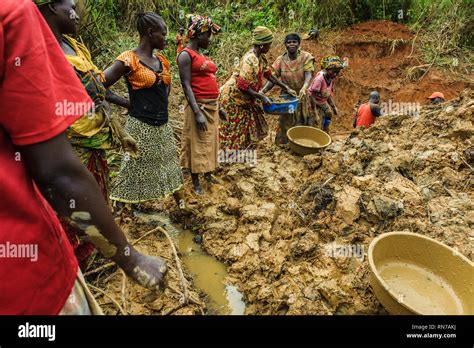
[110,117,184,203]
[219,102,268,150]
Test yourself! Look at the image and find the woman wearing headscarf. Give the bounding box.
[178,15,225,195]
[175,27,187,54]
[103,12,185,209]
[219,26,297,150]
[261,33,315,145]
[308,55,344,134]
[35,0,138,269]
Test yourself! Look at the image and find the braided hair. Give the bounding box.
[136,12,165,37]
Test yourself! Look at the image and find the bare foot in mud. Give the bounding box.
[191,173,205,195]
[193,184,204,196]
[204,172,222,186]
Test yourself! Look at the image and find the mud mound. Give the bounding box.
[340,21,414,41]
[292,21,473,133]
[100,21,472,316]
[174,89,473,315]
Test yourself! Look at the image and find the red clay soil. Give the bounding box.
[272,20,473,134]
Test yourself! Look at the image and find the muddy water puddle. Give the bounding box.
[379,261,463,315]
[134,212,246,315]
[294,138,322,147]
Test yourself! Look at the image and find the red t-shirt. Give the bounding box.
[356,103,376,128]
[180,47,219,100]
[0,0,92,314]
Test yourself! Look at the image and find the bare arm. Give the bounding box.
[103,61,130,88]
[267,75,296,96]
[20,133,165,289]
[106,89,130,109]
[102,62,138,154]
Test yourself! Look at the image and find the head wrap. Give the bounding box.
[186,14,221,39]
[320,55,344,71]
[253,26,274,45]
[33,0,55,6]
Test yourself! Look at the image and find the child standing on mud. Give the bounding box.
[308,56,344,134]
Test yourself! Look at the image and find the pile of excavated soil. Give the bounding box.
[171,88,473,315]
[280,21,472,134]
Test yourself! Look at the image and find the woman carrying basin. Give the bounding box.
[219,26,297,150]
[261,33,315,145]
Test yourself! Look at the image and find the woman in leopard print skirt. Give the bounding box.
[104,13,185,207]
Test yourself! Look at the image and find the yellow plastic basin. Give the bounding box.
[287,126,332,155]
[368,231,474,315]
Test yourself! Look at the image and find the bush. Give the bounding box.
[77,0,472,72]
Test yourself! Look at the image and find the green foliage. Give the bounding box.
[77,0,472,74]
[407,0,473,71]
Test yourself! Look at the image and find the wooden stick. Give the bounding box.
[121,270,127,311]
[131,225,190,306]
[458,153,473,171]
[132,228,161,246]
[168,283,204,308]
[156,226,190,306]
[321,175,335,189]
[87,283,127,315]
[101,270,120,284]
[84,262,115,277]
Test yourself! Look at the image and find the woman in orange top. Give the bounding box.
[104,13,185,209]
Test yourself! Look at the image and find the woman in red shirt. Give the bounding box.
[177,15,225,195]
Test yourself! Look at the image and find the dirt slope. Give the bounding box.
[174,89,473,315]
[294,21,471,133]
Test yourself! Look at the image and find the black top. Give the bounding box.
[126,60,169,127]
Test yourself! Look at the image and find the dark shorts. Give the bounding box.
[322,116,332,128]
